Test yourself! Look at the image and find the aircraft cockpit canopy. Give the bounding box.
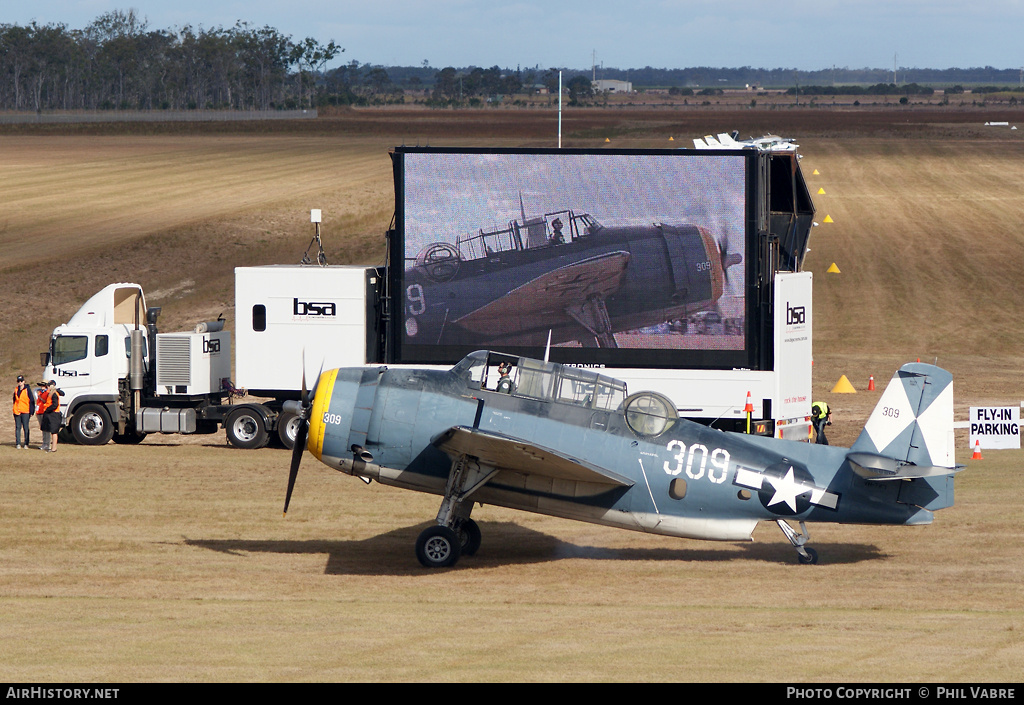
[454,210,602,261]
[453,351,627,411]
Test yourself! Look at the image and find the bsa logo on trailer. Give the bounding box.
[969,406,1021,450]
[292,298,337,318]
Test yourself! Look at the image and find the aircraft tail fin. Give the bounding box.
[849,363,957,472]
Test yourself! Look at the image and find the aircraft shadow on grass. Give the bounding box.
[184,522,885,576]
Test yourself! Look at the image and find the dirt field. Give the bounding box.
[1,106,1023,682]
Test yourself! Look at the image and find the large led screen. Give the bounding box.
[390,148,756,369]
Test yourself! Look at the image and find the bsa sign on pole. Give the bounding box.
[969,406,1021,450]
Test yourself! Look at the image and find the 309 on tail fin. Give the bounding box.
[850,363,958,477]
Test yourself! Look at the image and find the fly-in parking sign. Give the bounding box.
[969,406,1021,449]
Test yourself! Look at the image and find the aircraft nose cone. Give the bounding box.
[307,367,364,464]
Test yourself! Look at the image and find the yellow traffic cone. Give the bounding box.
[831,375,856,393]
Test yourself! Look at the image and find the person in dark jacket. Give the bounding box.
[42,381,62,453]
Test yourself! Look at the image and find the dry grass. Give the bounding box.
[2,107,1024,682]
[0,438,1021,682]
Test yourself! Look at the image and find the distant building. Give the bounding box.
[592,79,632,93]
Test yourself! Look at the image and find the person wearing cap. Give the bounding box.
[549,218,565,245]
[12,375,35,449]
[34,382,50,450]
[811,400,832,445]
[496,363,515,394]
[41,380,62,453]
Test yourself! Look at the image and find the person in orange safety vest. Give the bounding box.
[12,375,35,449]
[41,380,62,453]
[35,383,51,451]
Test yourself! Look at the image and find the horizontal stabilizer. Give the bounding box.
[847,452,965,482]
[433,426,634,488]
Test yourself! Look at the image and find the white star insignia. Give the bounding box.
[765,466,807,513]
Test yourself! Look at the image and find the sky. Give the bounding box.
[5,0,1024,72]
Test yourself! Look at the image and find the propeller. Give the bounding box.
[718,238,743,283]
[283,358,322,516]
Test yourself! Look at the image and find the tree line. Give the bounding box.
[4,12,1023,113]
[0,10,344,111]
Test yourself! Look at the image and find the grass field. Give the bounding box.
[0,440,1020,682]
[1,106,1023,682]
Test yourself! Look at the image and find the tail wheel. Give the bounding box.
[798,547,819,565]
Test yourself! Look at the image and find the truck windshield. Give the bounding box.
[51,335,88,366]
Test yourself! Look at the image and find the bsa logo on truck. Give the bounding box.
[293,298,337,318]
[203,338,221,354]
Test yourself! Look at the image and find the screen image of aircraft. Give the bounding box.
[397,150,748,356]
[404,205,743,349]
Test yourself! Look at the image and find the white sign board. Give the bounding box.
[969,406,1021,450]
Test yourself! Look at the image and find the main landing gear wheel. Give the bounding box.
[415,525,462,568]
[456,518,481,557]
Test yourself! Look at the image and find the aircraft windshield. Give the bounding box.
[451,350,488,387]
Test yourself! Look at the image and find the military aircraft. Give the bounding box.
[284,351,963,567]
[403,208,742,349]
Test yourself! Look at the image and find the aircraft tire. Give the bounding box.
[798,547,818,565]
[415,526,461,568]
[457,518,481,557]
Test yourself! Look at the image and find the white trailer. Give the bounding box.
[42,265,382,449]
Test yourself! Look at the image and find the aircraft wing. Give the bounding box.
[432,425,635,488]
[452,251,630,336]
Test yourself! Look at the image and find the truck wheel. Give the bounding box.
[277,411,302,450]
[71,404,115,446]
[112,430,147,445]
[225,408,269,449]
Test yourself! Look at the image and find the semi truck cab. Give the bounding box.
[43,284,149,443]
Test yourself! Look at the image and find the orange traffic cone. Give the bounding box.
[972,440,983,460]
[867,375,875,391]
[744,392,754,413]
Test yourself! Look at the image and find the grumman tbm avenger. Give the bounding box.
[283,351,963,567]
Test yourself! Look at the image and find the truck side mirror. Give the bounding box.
[39,352,50,367]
